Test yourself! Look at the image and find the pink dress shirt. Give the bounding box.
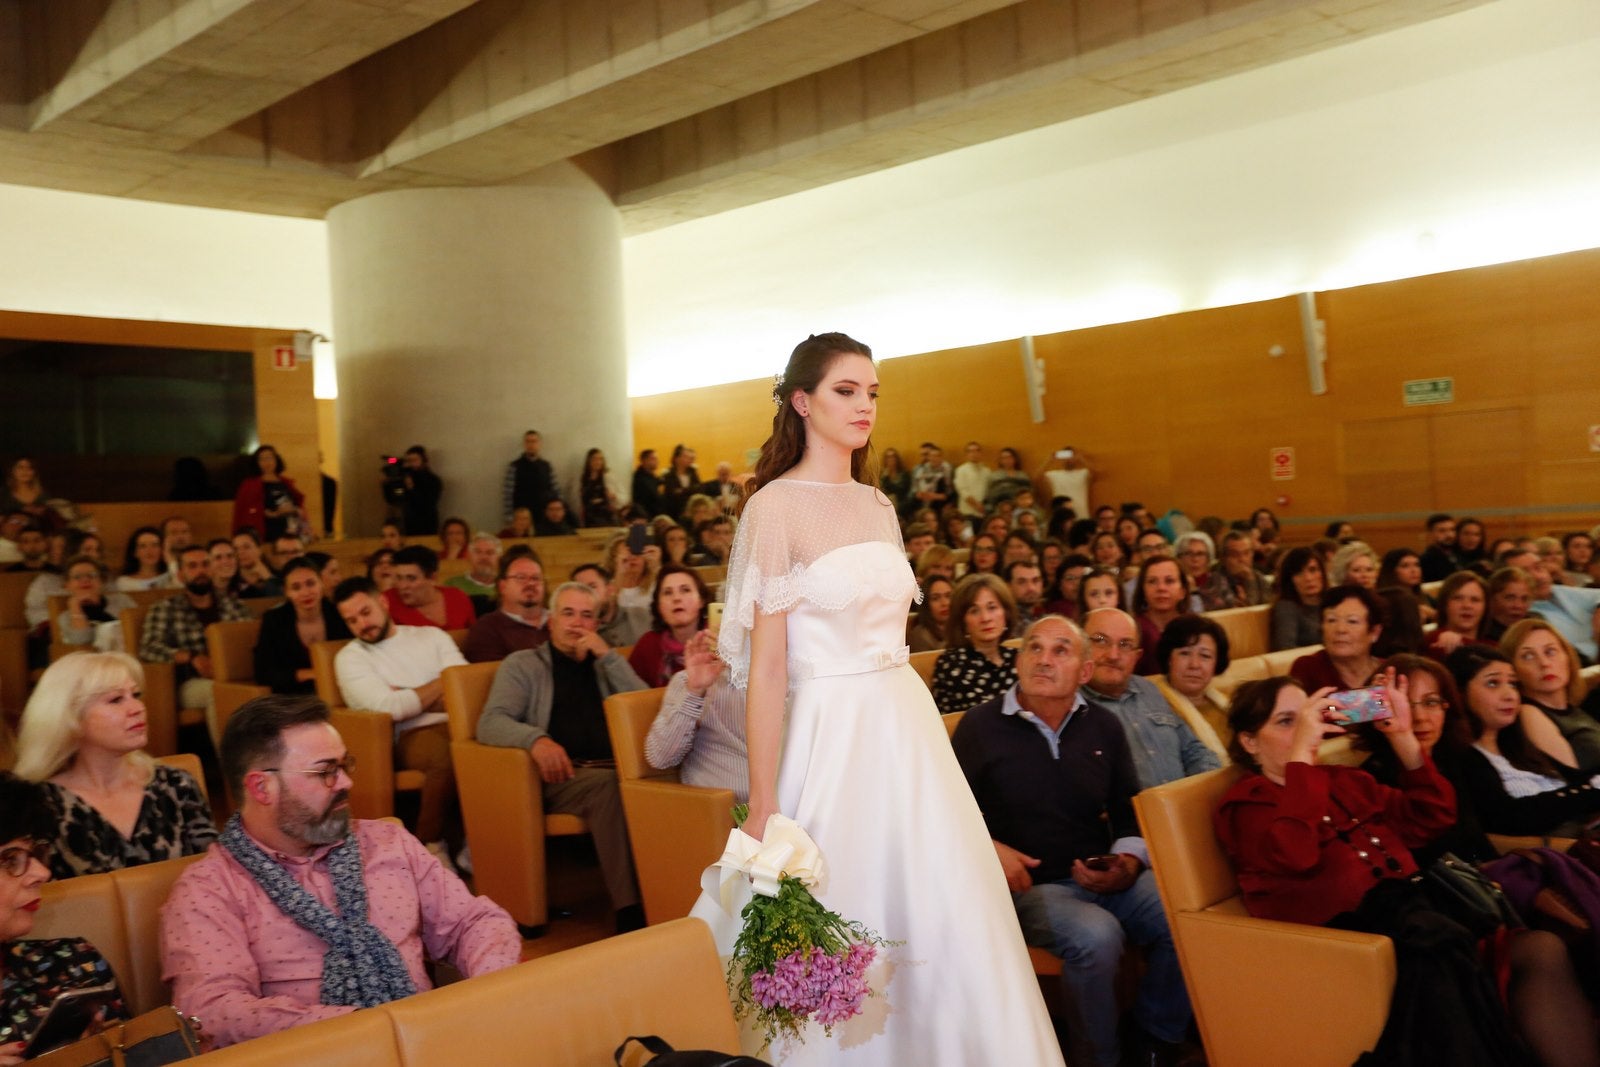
[161,819,520,1048]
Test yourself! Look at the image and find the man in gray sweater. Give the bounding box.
[476,581,647,931]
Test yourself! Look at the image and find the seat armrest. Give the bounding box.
[619,779,734,925]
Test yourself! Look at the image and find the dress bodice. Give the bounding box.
[784,541,917,683]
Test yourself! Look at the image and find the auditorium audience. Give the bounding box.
[987,446,1033,509]
[0,458,68,535]
[1082,609,1219,790]
[3,523,51,575]
[383,545,476,630]
[1289,584,1385,692]
[500,507,536,538]
[908,575,954,652]
[1248,508,1280,570]
[914,544,957,584]
[366,547,397,592]
[965,533,999,576]
[604,533,656,619]
[1327,541,1379,588]
[931,574,1018,716]
[443,532,501,613]
[380,520,405,551]
[953,442,991,526]
[1088,531,1123,570]
[1077,567,1125,616]
[632,449,664,519]
[462,550,549,663]
[116,525,168,591]
[253,557,352,695]
[1454,517,1490,575]
[1214,530,1269,608]
[1418,512,1462,582]
[657,524,692,567]
[478,582,645,932]
[397,446,443,537]
[1425,570,1493,659]
[658,445,701,523]
[645,629,749,802]
[1529,557,1600,664]
[1561,531,1595,587]
[231,444,305,542]
[14,653,216,879]
[1502,618,1600,775]
[161,694,518,1049]
[877,447,913,516]
[231,528,280,596]
[1376,547,1430,608]
[1114,516,1142,565]
[0,772,129,1052]
[910,443,953,515]
[1483,565,1533,643]
[56,556,133,652]
[438,517,470,560]
[1216,673,1596,1067]
[1005,559,1045,636]
[1130,556,1192,675]
[332,578,464,862]
[1269,547,1324,651]
[138,545,250,735]
[1173,532,1220,610]
[503,430,559,526]
[628,564,710,688]
[535,498,577,537]
[159,517,193,577]
[571,562,650,648]
[1037,539,1064,589]
[1041,553,1093,618]
[1148,614,1231,755]
[1372,587,1425,658]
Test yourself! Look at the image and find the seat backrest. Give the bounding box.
[112,853,205,1013]
[1261,645,1319,676]
[909,649,940,689]
[1205,603,1271,660]
[942,709,963,740]
[310,639,351,707]
[440,661,501,743]
[603,687,669,782]
[446,627,468,649]
[154,752,207,801]
[120,603,148,658]
[239,596,283,619]
[47,593,67,643]
[206,618,261,683]
[32,871,134,1011]
[1133,765,1247,915]
[0,571,37,628]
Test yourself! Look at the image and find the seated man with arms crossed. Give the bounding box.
[161,694,519,1049]
[331,577,466,867]
[953,616,1190,1067]
[477,581,647,932]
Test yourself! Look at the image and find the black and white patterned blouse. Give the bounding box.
[1,937,126,1046]
[42,764,218,881]
[931,645,1018,717]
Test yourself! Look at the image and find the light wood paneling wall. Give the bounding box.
[631,248,1600,550]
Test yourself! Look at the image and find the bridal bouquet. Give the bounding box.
[705,807,896,1048]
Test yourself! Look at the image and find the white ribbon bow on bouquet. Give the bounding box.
[701,814,827,916]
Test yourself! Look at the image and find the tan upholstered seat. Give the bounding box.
[441,660,588,930]
[121,604,203,757]
[909,649,941,689]
[206,618,270,746]
[1134,767,1393,1066]
[1204,604,1272,661]
[603,686,734,924]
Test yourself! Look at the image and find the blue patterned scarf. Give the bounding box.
[220,814,417,1008]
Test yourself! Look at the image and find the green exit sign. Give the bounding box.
[1402,377,1454,406]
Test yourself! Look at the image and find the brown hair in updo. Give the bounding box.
[749,332,877,500]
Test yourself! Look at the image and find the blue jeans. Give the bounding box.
[1014,869,1190,1067]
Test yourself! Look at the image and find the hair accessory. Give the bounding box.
[771,373,785,409]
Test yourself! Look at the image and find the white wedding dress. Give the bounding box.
[692,479,1064,1066]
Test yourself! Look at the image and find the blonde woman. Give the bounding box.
[605,531,658,615]
[1328,540,1380,588]
[15,653,216,880]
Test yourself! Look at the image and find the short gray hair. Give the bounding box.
[550,581,600,610]
[1019,614,1087,657]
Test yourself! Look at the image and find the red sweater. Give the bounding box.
[382,586,476,631]
[231,475,304,538]
[1214,760,1456,925]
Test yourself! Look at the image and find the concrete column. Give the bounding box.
[327,164,629,537]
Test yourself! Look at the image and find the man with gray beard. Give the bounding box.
[160,694,519,1049]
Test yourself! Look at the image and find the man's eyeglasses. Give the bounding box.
[1087,633,1139,655]
[0,840,50,878]
[260,757,357,788]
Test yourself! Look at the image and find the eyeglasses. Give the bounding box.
[0,840,50,878]
[260,756,357,788]
[1087,633,1139,655]
[1413,696,1448,711]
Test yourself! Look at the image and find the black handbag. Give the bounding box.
[613,1034,768,1066]
[1422,852,1523,938]
[30,1006,202,1067]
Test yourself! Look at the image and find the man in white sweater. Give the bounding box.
[332,576,466,865]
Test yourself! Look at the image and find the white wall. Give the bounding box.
[623,0,1600,396]
[0,183,331,333]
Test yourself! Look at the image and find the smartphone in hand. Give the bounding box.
[1327,686,1392,725]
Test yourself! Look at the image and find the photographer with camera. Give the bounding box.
[381,446,442,537]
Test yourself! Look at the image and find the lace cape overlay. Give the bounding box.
[718,479,915,689]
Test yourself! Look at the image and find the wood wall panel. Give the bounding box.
[631,248,1600,544]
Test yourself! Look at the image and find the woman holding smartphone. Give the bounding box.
[0,772,128,1062]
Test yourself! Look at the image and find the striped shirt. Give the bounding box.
[645,669,749,803]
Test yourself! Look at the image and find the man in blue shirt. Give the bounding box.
[1082,608,1221,790]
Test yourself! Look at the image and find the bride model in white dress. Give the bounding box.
[691,334,1064,1065]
